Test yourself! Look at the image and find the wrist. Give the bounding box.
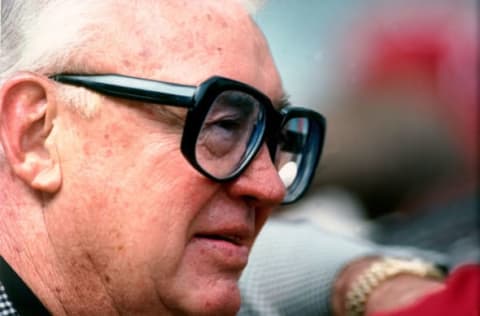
[332,256,380,316]
[365,273,445,315]
[332,256,445,316]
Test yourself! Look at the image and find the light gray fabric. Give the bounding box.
[239,219,379,315]
[239,219,447,316]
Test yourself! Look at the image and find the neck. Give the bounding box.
[0,202,67,315]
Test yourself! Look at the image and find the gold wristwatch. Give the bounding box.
[345,257,445,316]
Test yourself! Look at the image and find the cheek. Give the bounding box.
[55,107,220,253]
[86,130,219,247]
[52,119,222,298]
[102,147,223,293]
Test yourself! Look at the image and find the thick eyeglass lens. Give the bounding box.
[275,117,310,189]
[195,90,264,178]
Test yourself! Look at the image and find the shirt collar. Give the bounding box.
[0,256,50,316]
[0,281,19,315]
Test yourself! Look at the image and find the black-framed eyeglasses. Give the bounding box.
[50,74,326,204]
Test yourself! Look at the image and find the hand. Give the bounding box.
[364,274,445,315]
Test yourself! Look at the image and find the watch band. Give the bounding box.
[345,257,445,316]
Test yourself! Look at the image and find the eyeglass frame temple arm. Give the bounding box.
[50,74,197,108]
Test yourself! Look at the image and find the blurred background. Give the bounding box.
[255,0,478,266]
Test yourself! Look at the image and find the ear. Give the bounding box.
[0,72,62,193]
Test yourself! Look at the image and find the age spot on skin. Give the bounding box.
[138,48,151,59]
[121,59,132,68]
[83,143,92,156]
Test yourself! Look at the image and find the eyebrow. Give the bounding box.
[275,92,291,111]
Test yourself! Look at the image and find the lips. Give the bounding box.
[193,223,253,247]
[190,226,254,269]
[194,232,242,245]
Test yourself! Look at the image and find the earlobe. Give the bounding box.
[0,72,62,193]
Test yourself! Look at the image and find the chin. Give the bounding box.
[174,281,242,316]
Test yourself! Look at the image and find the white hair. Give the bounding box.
[1,0,264,81]
[1,0,109,82]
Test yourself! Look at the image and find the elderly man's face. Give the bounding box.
[47,1,285,315]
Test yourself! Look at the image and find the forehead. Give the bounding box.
[86,0,284,104]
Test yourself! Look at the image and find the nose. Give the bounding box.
[225,144,286,209]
